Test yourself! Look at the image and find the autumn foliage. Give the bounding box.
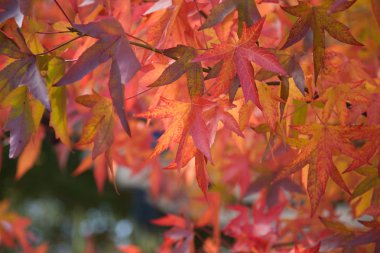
[0,0,380,252]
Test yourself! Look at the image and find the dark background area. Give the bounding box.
[0,140,164,252]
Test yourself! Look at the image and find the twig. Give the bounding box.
[54,0,74,26]
[125,87,154,101]
[125,33,152,47]
[129,41,176,60]
[193,0,209,49]
[34,35,83,56]
[36,30,72,35]
[129,41,211,73]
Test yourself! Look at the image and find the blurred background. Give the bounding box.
[0,140,165,253]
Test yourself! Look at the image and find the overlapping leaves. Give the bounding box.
[281,0,363,81]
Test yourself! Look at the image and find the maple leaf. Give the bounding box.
[152,214,194,252]
[75,92,114,159]
[0,0,25,26]
[223,152,252,196]
[56,17,141,136]
[143,0,200,49]
[317,81,370,125]
[72,151,114,193]
[350,166,380,200]
[344,125,380,175]
[136,97,212,166]
[256,53,306,96]
[224,199,285,252]
[1,86,42,158]
[276,123,366,216]
[319,216,356,251]
[0,200,46,252]
[194,18,287,108]
[281,0,363,82]
[195,150,210,199]
[348,220,380,252]
[256,80,282,130]
[0,31,25,58]
[320,51,376,86]
[0,32,50,110]
[16,128,44,179]
[201,97,243,142]
[247,172,304,208]
[200,0,261,33]
[148,45,205,98]
[44,56,71,146]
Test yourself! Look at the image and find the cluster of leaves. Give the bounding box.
[0,201,47,252]
[0,0,380,252]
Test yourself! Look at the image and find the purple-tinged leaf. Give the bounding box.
[0,0,23,26]
[189,107,212,163]
[329,0,356,13]
[149,45,196,87]
[234,54,261,108]
[57,18,140,87]
[0,60,28,101]
[348,229,380,249]
[0,31,24,58]
[0,57,50,110]
[238,47,287,75]
[23,57,50,110]
[109,60,131,136]
[55,41,111,86]
[2,86,35,158]
[286,56,306,95]
[74,18,124,39]
[113,37,141,84]
[200,0,235,30]
[281,15,311,49]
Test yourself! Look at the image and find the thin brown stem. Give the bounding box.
[36,30,72,35]
[129,41,177,60]
[34,35,83,56]
[193,0,209,49]
[129,41,211,73]
[54,0,74,26]
[125,87,154,101]
[125,33,152,47]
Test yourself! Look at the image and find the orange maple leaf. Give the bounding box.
[76,92,114,159]
[281,0,363,82]
[136,97,212,165]
[317,81,370,125]
[194,18,286,108]
[276,123,366,216]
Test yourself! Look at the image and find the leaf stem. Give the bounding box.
[193,0,209,49]
[36,30,72,35]
[128,41,210,73]
[125,33,152,47]
[34,35,83,56]
[125,87,154,101]
[54,0,74,26]
[129,41,177,60]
